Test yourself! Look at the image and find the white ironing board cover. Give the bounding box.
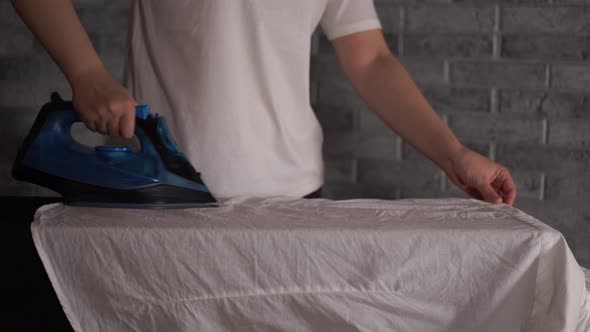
[31,197,590,332]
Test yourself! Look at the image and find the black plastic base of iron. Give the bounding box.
[12,165,218,209]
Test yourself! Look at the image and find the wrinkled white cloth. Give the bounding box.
[31,197,590,332]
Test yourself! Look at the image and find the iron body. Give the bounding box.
[12,93,217,209]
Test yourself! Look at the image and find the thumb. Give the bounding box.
[477,183,502,204]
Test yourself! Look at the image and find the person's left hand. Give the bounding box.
[442,146,517,206]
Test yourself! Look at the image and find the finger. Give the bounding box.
[96,118,108,135]
[120,107,136,139]
[107,116,120,137]
[467,188,483,200]
[478,183,502,204]
[86,120,97,132]
[502,175,517,206]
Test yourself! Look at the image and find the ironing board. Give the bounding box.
[31,197,590,332]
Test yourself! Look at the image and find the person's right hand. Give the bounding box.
[71,67,137,139]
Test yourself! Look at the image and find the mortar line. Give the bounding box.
[311,31,319,56]
[398,6,405,57]
[545,64,552,89]
[494,4,501,33]
[493,5,502,59]
[494,4,502,60]
[490,88,499,113]
[396,136,403,161]
[489,142,497,161]
[351,158,359,184]
[541,118,548,144]
[443,60,451,84]
[539,173,546,200]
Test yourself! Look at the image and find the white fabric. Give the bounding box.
[31,197,590,332]
[123,0,381,200]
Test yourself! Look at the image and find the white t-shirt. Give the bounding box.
[124,0,381,200]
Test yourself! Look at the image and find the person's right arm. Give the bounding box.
[11,0,136,138]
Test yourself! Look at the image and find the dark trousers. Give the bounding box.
[303,188,322,199]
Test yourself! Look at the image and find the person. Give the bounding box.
[11,0,517,205]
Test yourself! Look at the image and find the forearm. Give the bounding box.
[349,53,464,171]
[11,0,106,86]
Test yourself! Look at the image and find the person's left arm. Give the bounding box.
[329,29,517,205]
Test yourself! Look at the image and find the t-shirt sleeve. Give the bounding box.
[320,0,382,40]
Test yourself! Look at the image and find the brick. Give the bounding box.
[0,78,70,109]
[552,0,590,4]
[0,57,37,80]
[358,108,398,138]
[0,54,65,81]
[318,35,334,54]
[75,0,130,35]
[502,35,590,61]
[313,55,367,108]
[511,171,543,199]
[421,85,490,113]
[311,31,320,56]
[314,104,356,133]
[502,7,590,34]
[383,34,400,56]
[101,51,126,83]
[450,61,546,88]
[575,245,590,270]
[399,58,445,84]
[548,121,590,147]
[375,0,450,5]
[355,135,399,160]
[545,175,590,201]
[323,132,357,157]
[515,197,590,241]
[455,0,547,3]
[319,33,399,55]
[324,158,356,183]
[322,183,403,200]
[0,81,34,108]
[30,78,73,106]
[321,183,361,200]
[406,6,495,33]
[72,0,106,5]
[311,55,341,78]
[360,184,400,199]
[404,34,492,58]
[551,65,590,91]
[0,1,27,26]
[317,77,366,108]
[553,0,590,3]
[402,183,474,200]
[375,7,401,33]
[0,26,33,56]
[496,144,590,174]
[514,197,589,265]
[499,90,590,119]
[442,183,473,199]
[358,159,442,190]
[449,114,543,143]
[403,141,489,161]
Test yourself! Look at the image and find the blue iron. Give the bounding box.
[12,92,218,208]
